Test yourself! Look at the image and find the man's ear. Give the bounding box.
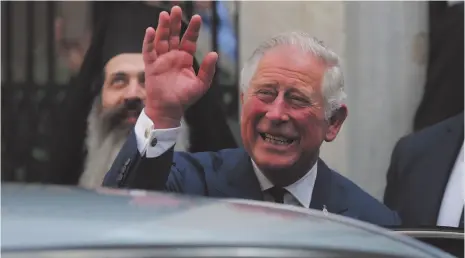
[324,105,348,142]
[240,92,244,105]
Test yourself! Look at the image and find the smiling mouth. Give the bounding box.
[259,133,296,145]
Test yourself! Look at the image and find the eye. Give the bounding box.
[259,90,272,95]
[289,95,311,106]
[111,74,128,87]
[113,78,124,84]
[255,89,276,102]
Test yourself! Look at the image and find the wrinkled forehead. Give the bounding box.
[104,53,144,76]
[257,45,327,75]
[251,45,328,90]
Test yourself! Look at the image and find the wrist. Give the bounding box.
[144,108,181,129]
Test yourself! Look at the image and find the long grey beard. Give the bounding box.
[79,99,191,189]
[79,99,130,189]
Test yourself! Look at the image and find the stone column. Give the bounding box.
[344,1,428,199]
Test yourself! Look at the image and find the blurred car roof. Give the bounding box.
[1,183,453,257]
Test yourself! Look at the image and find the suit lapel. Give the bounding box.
[211,149,264,201]
[310,159,348,215]
[212,151,350,213]
[414,116,464,225]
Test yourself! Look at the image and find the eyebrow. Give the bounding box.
[111,71,129,78]
[251,81,279,89]
[287,87,314,96]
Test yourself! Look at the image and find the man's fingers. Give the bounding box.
[179,15,202,56]
[169,6,182,50]
[154,11,171,55]
[197,52,218,88]
[142,27,157,64]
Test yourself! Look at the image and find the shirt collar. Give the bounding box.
[251,159,318,208]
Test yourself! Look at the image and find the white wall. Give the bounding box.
[238,1,428,199]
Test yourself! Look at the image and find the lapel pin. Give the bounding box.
[322,205,328,216]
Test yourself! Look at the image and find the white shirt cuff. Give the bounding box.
[134,109,181,158]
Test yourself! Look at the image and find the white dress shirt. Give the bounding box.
[251,160,317,208]
[134,109,182,157]
[134,109,318,207]
[437,142,464,227]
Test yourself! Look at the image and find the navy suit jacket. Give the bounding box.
[384,113,464,227]
[103,131,400,227]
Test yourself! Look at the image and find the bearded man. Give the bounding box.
[44,2,237,188]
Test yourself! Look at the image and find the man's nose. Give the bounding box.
[124,79,145,101]
[265,97,289,122]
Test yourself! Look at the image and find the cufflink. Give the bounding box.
[150,137,158,147]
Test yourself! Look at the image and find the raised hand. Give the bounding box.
[142,6,218,129]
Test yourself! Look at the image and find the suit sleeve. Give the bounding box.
[102,129,213,194]
[101,128,176,190]
[102,109,181,189]
[383,137,407,210]
[102,109,213,193]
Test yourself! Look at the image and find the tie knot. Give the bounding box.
[268,186,287,203]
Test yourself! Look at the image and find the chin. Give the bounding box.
[252,149,298,172]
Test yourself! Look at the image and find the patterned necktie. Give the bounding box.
[268,187,287,204]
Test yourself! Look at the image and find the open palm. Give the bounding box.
[142,6,218,128]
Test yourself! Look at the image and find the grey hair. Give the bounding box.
[240,31,346,119]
